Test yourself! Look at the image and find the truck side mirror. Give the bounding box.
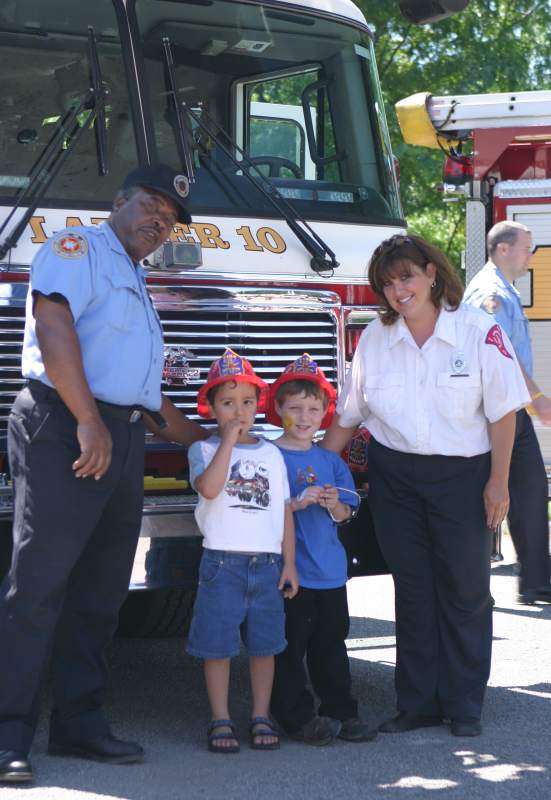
[399,0,469,24]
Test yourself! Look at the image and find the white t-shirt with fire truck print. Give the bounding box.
[188,436,290,554]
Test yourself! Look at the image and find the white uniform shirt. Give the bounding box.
[188,436,290,553]
[336,304,530,457]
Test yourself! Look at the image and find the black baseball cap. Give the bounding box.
[122,163,192,224]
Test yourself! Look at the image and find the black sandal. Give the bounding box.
[249,717,280,750]
[207,719,240,754]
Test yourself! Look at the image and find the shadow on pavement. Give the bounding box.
[19,627,551,800]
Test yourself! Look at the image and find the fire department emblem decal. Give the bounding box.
[162,347,200,386]
[52,232,88,259]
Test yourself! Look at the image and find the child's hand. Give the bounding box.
[219,418,243,445]
[319,484,339,512]
[293,485,322,511]
[278,562,299,599]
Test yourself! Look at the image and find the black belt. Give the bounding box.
[26,380,166,428]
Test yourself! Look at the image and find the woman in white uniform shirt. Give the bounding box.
[323,235,529,737]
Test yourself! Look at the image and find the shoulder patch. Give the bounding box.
[482,294,501,315]
[485,324,513,359]
[52,232,88,259]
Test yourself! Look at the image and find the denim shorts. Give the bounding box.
[186,549,287,659]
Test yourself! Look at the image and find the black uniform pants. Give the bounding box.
[270,586,358,733]
[368,439,493,722]
[508,409,550,593]
[0,384,144,752]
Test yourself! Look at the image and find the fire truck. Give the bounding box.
[396,89,551,469]
[0,0,467,635]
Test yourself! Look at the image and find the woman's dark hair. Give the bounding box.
[368,234,464,326]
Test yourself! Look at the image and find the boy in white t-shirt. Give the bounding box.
[186,349,298,754]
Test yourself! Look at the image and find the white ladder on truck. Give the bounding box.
[427,90,551,133]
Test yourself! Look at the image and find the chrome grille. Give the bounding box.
[0,309,26,443]
[0,303,339,440]
[159,308,338,420]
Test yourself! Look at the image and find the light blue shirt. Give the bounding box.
[22,222,164,410]
[463,261,533,378]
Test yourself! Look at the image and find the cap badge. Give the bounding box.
[174,174,190,198]
[218,348,244,377]
[286,353,318,375]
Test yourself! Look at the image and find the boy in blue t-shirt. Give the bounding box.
[268,354,376,745]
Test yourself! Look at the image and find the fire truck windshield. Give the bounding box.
[135,0,402,225]
[0,0,401,228]
[0,0,137,208]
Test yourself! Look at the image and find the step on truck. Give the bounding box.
[0,0,468,635]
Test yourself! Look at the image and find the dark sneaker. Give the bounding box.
[337,717,378,742]
[288,716,341,746]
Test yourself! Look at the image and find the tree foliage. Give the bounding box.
[359,0,551,269]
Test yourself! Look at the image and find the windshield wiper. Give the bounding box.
[0,26,109,262]
[162,37,195,183]
[161,39,338,275]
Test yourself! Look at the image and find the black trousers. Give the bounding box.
[508,409,550,592]
[270,586,358,733]
[367,439,492,721]
[0,384,144,752]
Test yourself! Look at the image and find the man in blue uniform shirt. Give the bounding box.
[464,220,551,605]
[0,164,206,783]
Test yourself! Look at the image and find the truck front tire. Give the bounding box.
[117,588,196,638]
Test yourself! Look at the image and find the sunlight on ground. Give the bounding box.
[454,751,546,783]
[509,686,551,700]
[378,776,459,790]
[0,790,126,800]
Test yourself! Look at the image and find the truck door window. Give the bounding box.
[0,0,137,209]
[249,110,306,179]
[245,71,341,185]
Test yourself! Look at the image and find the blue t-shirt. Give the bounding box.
[278,444,358,589]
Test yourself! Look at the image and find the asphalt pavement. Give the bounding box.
[2,533,550,800]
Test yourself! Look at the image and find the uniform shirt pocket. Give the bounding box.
[105,271,145,332]
[436,373,482,420]
[363,372,405,417]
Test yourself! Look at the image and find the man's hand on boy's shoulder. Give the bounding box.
[279,562,299,599]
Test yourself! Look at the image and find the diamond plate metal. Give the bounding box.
[465,199,487,283]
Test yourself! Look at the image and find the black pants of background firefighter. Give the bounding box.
[508,409,550,595]
[367,438,493,723]
[0,382,144,753]
[270,586,358,733]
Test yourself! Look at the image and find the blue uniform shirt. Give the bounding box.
[277,444,359,589]
[22,223,164,410]
[463,261,533,378]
